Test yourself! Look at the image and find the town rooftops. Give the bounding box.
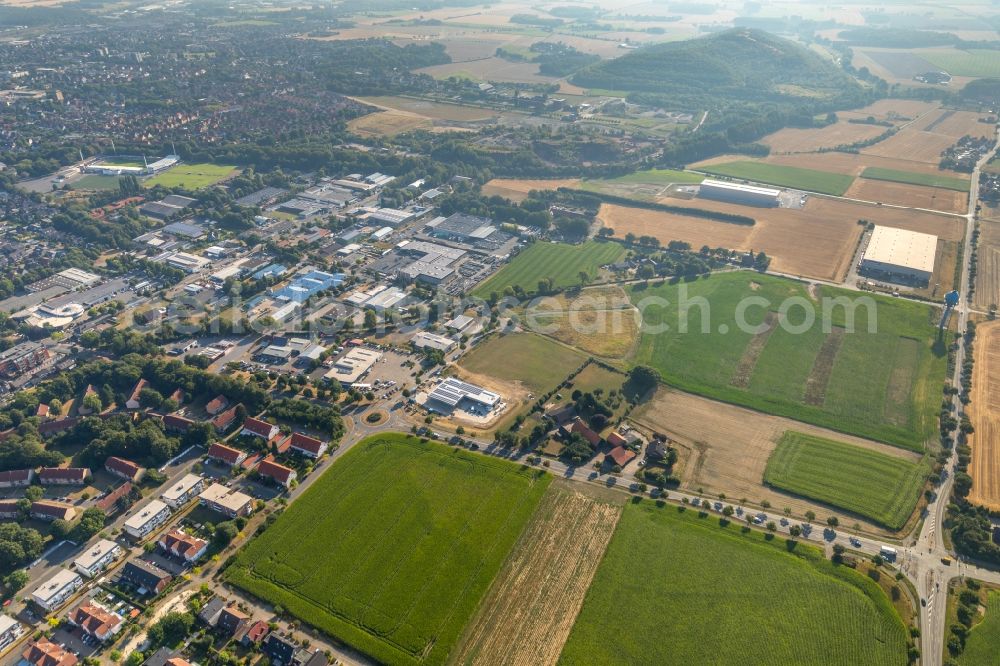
[208,442,246,465]
[289,432,326,456]
[256,459,295,486]
[106,456,143,480]
[38,467,90,484]
[31,500,77,521]
[242,416,276,438]
[69,600,121,638]
[21,638,77,666]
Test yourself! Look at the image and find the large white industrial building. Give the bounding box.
[860,225,937,285]
[698,179,781,207]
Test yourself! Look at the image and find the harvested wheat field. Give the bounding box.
[762,121,888,154]
[481,178,582,202]
[844,178,968,214]
[347,111,430,137]
[692,151,965,179]
[969,321,1000,510]
[975,214,1000,309]
[453,483,623,666]
[840,99,940,122]
[632,388,923,533]
[860,130,958,164]
[527,286,639,359]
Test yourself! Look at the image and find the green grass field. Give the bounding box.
[560,502,909,665]
[921,49,1000,78]
[957,591,1000,664]
[628,272,947,450]
[472,241,625,298]
[861,167,970,192]
[764,432,927,529]
[698,161,855,196]
[459,333,585,394]
[143,163,238,189]
[226,434,550,666]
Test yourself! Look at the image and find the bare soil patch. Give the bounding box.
[453,484,623,666]
[762,121,888,154]
[731,312,778,388]
[481,178,582,203]
[632,388,922,533]
[860,130,958,164]
[968,321,1000,510]
[803,327,845,406]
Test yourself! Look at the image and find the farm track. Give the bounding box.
[730,312,777,388]
[451,486,622,666]
[803,327,845,406]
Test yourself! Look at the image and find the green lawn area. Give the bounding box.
[957,591,1000,664]
[73,175,122,191]
[143,163,238,189]
[698,161,855,196]
[628,272,947,450]
[764,432,928,529]
[560,502,909,665]
[226,434,550,666]
[472,241,625,298]
[921,49,1000,78]
[459,333,585,394]
[861,167,970,192]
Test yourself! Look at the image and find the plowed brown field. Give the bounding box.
[453,484,623,666]
[969,321,1000,510]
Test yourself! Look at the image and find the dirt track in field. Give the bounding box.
[968,321,1000,510]
[632,388,921,534]
[452,484,623,666]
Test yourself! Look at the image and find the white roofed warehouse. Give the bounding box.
[427,377,501,415]
[860,226,937,285]
[698,179,781,207]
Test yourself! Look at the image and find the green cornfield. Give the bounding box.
[226,434,551,666]
[559,502,909,665]
[764,432,928,529]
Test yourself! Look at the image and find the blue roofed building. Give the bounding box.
[272,270,345,303]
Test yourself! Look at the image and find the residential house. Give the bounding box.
[217,605,250,637]
[0,468,33,488]
[20,639,77,666]
[288,432,327,458]
[605,431,628,449]
[126,379,150,410]
[106,456,145,482]
[241,620,269,646]
[35,404,50,420]
[0,499,18,519]
[119,559,172,595]
[123,499,172,539]
[211,405,240,433]
[158,529,208,563]
[256,459,296,488]
[262,634,298,666]
[198,483,254,518]
[207,442,247,466]
[242,417,279,441]
[197,596,226,627]
[141,649,178,666]
[569,418,602,448]
[73,539,121,578]
[168,388,185,405]
[0,615,22,649]
[95,482,132,514]
[159,474,204,509]
[162,413,194,432]
[30,569,83,611]
[205,395,229,416]
[606,445,636,468]
[67,600,122,642]
[646,439,670,462]
[30,500,77,522]
[38,467,90,485]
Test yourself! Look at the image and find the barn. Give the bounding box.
[860,225,937,285]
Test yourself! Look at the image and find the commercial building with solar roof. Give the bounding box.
[427,377,501,414]
[860,225,937,285]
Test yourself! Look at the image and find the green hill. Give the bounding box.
[572,28,863,108]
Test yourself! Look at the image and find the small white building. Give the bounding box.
[31,569,83,611]
[412,331,457,352]
[123,499,172,539]
[159,474,205,509]
[0,615,22,649]
[73,539,121,578]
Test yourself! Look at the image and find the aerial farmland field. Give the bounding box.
[472,240,625,298]
[628,272,947,450]
[560,502,909,665]
[459,333,586,394]
[696,161,855,195]
[764,432,928,529]
[225,434,551,666]
[860,167,970,192]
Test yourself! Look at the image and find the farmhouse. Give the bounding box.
[256,460,296,488]
[106,456,144,482]
[698,179,780,207]
[199,483,254,518]
[31,569,83,611]
[208,442,248,466]
[123,499,172,539]
[289,432,328,458]
[426,377,501,415]
[158,529,209,563]
[160,474,205,508]
[860,225,937,285]
[73,539,121,578]
[67,600,122,642]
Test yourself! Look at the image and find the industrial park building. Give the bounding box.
[698,179,781,207]
[860,225,937,285]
